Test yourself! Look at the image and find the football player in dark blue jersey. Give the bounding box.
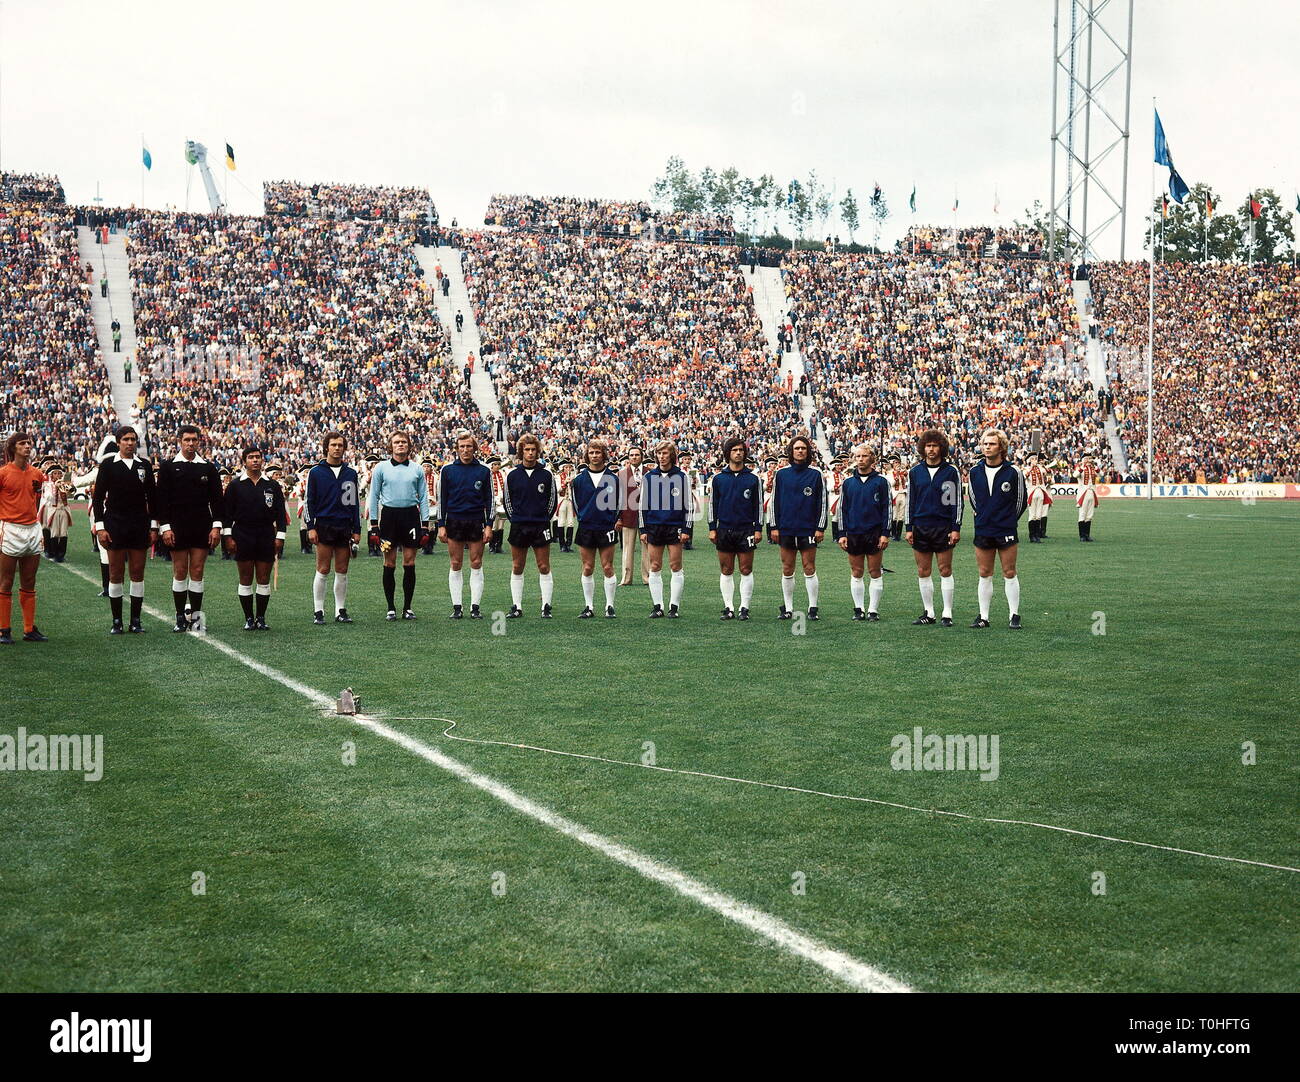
[968,428,1027,629]
[503,433,557,618]
[834,444,892,620]
[708,437,762,620]
[639,440,692,617]
[905,428,962,627]
[571,438,622,618]
[437,430,493,619]
[305,431,362,624]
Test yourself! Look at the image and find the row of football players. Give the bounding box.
[278,440,1096,561]
[63,421,1105,634]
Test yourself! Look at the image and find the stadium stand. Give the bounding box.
[781,250,1107,466]
[126,209,482,469]
[264,180,436,224]
[900,224,1045,260]
[462,230,796,460]
[485,193,735,245]
[1090,260,1300,481]
[1,171,66,205]
[0,192,115,465]
[7,163,1298,484]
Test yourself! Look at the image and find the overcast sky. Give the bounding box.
[2,0,1296,259]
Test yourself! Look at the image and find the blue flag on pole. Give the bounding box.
[141,140,152,171]
[1167,168,1190,205]
[1153,109,1173,168]
[1154,109,1190,205]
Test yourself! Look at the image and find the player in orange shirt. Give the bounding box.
[0,432,49,643]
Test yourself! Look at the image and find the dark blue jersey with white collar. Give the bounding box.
[905,460,963,533]
[708,467,762,531]
[772,462,828,534]
[437,459,492,526]
[571,467,621,530]
[834,469,892,538]
[503,464,557,525]
[967,459,1028,536]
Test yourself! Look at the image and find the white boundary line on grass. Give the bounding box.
[361,719,1298,876]
[57,564,910,993]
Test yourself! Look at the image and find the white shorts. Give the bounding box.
[0,520,42,558]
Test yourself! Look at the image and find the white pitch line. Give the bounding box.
[386,720,1298,876]
[57,564,910,993]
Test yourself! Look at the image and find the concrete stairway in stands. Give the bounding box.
[1071,275,1129,471]
[414,242,502,443]
[742,264,830,460]
[76,225,140,443]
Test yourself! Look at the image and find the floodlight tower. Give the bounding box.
[1049,0,1134,262]
[185,141,226,214]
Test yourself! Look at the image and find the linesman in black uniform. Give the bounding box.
[156,424,224,632]
[91,426,157,634]
[222,446,288,630]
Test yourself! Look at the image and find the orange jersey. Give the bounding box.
[0,463,47,524]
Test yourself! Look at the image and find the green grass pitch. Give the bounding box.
[3,500,1297,991]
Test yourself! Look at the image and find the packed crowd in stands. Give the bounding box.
[6,163,1299,485]
[264,181,436,224]
[484,194,735,244]
[0,200,114,465]
[1,171,66,205]
[781,251,1106,468]
[900,224,1045,260]
[126,209,481,469]
[462,231,796,460]
[1090,261,1300,481]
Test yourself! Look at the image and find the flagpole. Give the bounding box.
[952,188,957,257]
[1249,199,1254,267]
[1146,100,1155,499]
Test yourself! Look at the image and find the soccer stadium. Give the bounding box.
[1,0,1297,1026]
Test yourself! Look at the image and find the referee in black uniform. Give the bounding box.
[91,426,157,634]
[222,446,288,630]
[156,424,224,632]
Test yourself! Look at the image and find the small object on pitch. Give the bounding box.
[337,688,360,715]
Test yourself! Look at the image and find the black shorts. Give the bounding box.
[444,517,487,543]
[842,532,883,556]
[714,527,758,553]
[642,523,685,547]
[103,514,151,551]
[909,525,956,553]
[576,526,618,551]
[168,520,215,550]
[508,523,553,549]
[379,505,422,547]
[314,520,354,548]
[974,532,1019,550]
[778,533,819,552]
[232,529,277,563]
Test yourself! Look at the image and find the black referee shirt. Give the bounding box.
[92,455,157,530]
[222,474,289,538]
[156,455,224,532]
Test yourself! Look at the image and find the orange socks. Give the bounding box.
[19,589,36,633]
[0,591,10,630]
